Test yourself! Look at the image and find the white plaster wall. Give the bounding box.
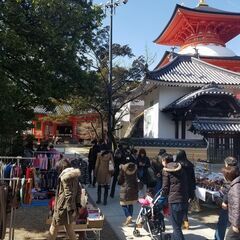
[179,44,236,57]
[144,88,159,138]
[159,112,175,138]
[144,104,159,138]
[159,86,193,110]
[116,103,130,123]
[158,86,194,138]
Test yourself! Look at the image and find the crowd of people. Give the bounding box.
[43,139,240,240]
[87,140,240,240]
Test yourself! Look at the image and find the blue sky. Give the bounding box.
[93,0,240,69]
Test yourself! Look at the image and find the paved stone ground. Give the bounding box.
[4,202,118,240]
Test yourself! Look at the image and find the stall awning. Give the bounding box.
[190,117,240,134]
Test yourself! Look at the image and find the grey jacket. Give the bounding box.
[228,176,240,228]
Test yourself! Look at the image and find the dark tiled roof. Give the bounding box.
[194,5,229,13]
[154,52,240,72]
[163,84,237,111]
[120,138,207,148]
[146,55,240,87]
[190,117,240,134]
[201,55,240,61]
[34,105,73,115]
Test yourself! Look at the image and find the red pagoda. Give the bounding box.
[154,0,240,72]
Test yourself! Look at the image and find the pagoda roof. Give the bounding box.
[146,55,240,87]
[34,105,96,116]
[154,4,240,46]
[190,117,240,134]
[155,51,240,70]
[194,5,231,14]
[163,84,238,112]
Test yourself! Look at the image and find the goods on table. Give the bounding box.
[194,162,224,202]
[195,163,224,192]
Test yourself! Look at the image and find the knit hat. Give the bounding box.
[224,157,237,166]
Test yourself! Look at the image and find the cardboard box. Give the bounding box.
[87,216,104,229]
[87,208,104,229]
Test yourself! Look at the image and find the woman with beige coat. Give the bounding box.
[48,159,81,240]
[95,145,114,205]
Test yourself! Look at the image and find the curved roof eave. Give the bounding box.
[154,4,240,44]
[153,4,180,44]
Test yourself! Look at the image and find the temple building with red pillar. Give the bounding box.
[124,0,240,163]
[32,105,105,144]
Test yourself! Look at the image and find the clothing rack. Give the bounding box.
[0,177,23,240]
[0,156,34,240]
[0,156,35,160]
[33,151,64,154]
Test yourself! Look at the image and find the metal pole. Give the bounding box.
[108,0,113,150]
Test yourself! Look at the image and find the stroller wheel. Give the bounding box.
[133,229,140,237]
[163,234,171,240]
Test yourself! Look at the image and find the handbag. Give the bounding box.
[109,160,114,172]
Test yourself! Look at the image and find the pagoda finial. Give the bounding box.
[198,0,208,6]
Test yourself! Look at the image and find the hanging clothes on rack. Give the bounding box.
[71,158,89,185]
[0,183,8,240]
[38,154,48,170]
[0,177,22,240]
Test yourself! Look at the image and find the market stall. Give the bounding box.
[195,162,224,203]
[46,205,104,240]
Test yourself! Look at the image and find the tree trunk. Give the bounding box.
[91,122,99,140]
[111,114,117,151]
[91,106,104,141]
[100,113,104,140]
[112,133,117,151]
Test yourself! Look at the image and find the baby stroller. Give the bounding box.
[133,189,171,240]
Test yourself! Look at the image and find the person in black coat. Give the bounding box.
[175,149,196,230]
[110,144,127,198]
[88,139,100,187]
[151,149,167,193]
[137,148,150,197]
[162,154,189,240]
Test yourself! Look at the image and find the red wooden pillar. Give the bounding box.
[53,122,57,136]
[72,119,78,140]
[32,121,36,136]
[41,121,46,140]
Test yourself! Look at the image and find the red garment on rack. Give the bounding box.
[24,168,34,205]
